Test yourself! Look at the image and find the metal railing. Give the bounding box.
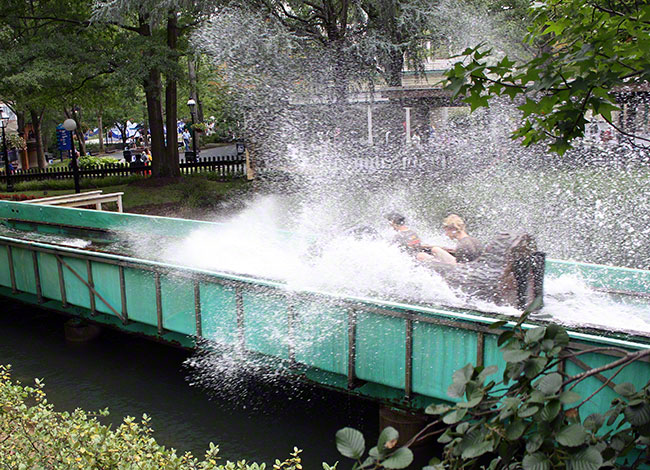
[0,233,646,407]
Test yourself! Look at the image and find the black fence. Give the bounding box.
[1,155,246,184]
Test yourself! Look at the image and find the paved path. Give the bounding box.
[179,144,237,161]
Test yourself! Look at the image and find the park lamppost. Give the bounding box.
[0,110,13,192]
[63,118,81,193]
[187,98,198,160]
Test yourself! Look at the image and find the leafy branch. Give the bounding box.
[336,313,650,470]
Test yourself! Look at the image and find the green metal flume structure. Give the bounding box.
[0,201,649,417]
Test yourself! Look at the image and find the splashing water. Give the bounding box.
[162,194,650,337]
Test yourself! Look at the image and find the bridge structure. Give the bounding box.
[0,200,649,420]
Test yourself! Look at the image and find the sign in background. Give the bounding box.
[56,125,72,151]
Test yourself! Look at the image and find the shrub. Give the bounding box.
[0,193,39,201]
[338,312,650,470]
[0,364,304,470]
[179,177,224,209]
[191,122,208,133]
[13,174,145,192]
[77,155,120,169]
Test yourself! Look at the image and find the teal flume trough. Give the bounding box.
[0,200,649,417]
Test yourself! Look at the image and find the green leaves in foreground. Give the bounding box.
[0,364,281,470]
[335,426,413,470]
[441,0,650,153]
[417,313,650,470]
[335,312,649,470]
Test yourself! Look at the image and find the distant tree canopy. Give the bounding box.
[444,0,650,154]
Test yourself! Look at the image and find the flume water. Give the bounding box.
[161,192,650,337]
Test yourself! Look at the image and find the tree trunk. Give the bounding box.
[162,10,180,177]
[386,48,403,87]
[116,122,128,147]
[98,106,105,153]
[331,44,349,103]
[141,102,149,147]
[29,108,47,168]
[145,68,167,177]
[138,15,169,178]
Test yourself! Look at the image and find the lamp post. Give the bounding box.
[0,111,13,192]
[63,118,81,193]
[187,98,198,161]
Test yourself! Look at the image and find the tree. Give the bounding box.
[0,0,109,167]
[357,0,440,87]
[93,0,217,177]
[443,0,650,153]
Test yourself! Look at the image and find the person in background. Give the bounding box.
[417,214,483,265]
[386,212,422,255]
[122,145,133,163]
[183,128,191,151]
[142,148,152,176]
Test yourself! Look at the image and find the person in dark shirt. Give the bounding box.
[417,214,483,265]
[386,212,422,255]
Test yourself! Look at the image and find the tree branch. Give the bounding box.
[602,115,650,144]
[563,348,650,388]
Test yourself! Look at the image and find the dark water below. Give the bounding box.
[0,300,379,467]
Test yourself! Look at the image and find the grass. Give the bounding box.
[3,174,247,211]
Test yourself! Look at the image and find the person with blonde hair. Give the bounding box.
[417,214,483,265]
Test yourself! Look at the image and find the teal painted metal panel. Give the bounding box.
[200,283,237,343]
[123,268,157,326]
[90,262,123,318]
[0,200,221,238]
[294,301,348,375]
[60,255,92,309]
[38,252,62,302]
[356,312,405,390]
[160,275,195,336]
[243,291,290,359]
[12,247,36,294]
[412,323,478,401]
[0,245,11,288]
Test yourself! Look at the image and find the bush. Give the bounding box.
[13,174,145,192]
[0,193,39,201]
[202,129,236,144]
[338,312,650,470]
[0,365,313,470]
[77,155,120,169]
[179,177,225,209]
[0,364,308,470]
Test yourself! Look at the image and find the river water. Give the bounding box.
[0,300,379,467]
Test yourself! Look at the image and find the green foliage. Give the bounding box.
[77,155,122,169]
[335,426,413,469]
[0,364,304,469]
[443,0,650,153]
[421,314,650,469]
[339,312,650,469]
[6,132,26,150]
[12,174,145,192]
[179,177,226,209]
[191,123,209,133]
